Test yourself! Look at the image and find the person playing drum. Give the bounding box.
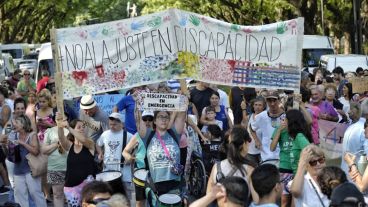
[137,105,187,205]
[123,110,154,207]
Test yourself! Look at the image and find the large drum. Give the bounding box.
[133,169,148,188]
[96,171,125,195]
[158,194,182,207]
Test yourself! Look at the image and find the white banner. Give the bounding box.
[138,92,187,111]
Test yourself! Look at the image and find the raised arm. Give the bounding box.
[56,112,72,151]
[66,125,95,153]
[270,127,283,152]
[290,147,310,198]
[174,110,187,135]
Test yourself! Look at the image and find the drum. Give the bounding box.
[158,194,182,207]
[133,169,148,188]
[96,171,125,195]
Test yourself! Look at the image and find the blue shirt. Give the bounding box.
[116,95,137,134]
[215,105,229,132]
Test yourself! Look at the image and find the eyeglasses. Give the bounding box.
[142,116,153,122]
[157,115,170,121]
[86,197,110,205]
[24,74,30,76]
[309,157,325,166]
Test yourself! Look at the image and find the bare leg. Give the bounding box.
[52,184,64,207]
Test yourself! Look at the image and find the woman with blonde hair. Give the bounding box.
[3,115,47,207]
[35,88,55,202]
[290,144,329,206]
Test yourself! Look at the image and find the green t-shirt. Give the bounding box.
[44,127,68,171]
[17,79,36,101]
[272,127,293,171]
[291,133,310,174]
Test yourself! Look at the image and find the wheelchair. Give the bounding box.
[188,151,207,198]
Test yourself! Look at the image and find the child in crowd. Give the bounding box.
[202,124,223,175]
[201,106,223,138]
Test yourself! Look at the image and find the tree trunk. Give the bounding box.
[344,32,351,54]
[334,36,340,54]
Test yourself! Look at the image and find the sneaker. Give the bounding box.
[0,186,10,195]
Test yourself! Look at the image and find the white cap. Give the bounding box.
[142,110,154,117]
[109,112,124,123]
[80,95,97,110]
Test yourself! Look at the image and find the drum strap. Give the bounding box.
[120,130,127,167]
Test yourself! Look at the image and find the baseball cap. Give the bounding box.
[109,112,124,123]
[142,110,154,117]
[330,182,365,206]
[80,95,97,110]
[265,91,279,99]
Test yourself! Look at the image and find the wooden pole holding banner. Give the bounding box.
[50,28,65,118]
[179,79,188,94]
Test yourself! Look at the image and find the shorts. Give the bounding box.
[280,172,293,195]
[47,171,65,185]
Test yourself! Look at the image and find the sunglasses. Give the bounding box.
[24,74,31,76]
[142,116,153,122]
[309,157,325,166]
[86,197,110,205]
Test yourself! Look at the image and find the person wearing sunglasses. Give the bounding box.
[290,144,329,206]
[16,70,36,102]
[122,110,154,207]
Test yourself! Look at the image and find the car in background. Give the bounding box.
[303,35,335,73]
[0,43,30,66]
[319,54,368,73]
[17,59,37,76]
[23,52,39,60]
[36,43,54,82]
[1,53,15,77]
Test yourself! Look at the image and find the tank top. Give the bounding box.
[215,105,229,132]
[14,132,33,175]
[64,144,95,187]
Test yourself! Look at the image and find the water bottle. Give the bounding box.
[357,154,368,175]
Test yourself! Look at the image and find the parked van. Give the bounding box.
[319,54,368,73]
[1,53,15,76]
[302,35,334,73]
[36,43,54,82]
[0,44,30,66]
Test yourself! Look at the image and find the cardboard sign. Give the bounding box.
[138,92,187,111]
[318,119,349,160]
[352,77,368,94]
[52,9,304,99]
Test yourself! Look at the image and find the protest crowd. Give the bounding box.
[0,65,367,207]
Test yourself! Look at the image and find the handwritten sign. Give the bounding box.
[352,77,368,94]
[138,92,187,111]
[74,94,124,116]
[318,119,349,160]
[52,9,304,99]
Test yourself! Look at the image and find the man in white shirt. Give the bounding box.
[96,112,134,200]
[251,91,284,166]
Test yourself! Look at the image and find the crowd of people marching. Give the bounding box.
[0,66,367,207]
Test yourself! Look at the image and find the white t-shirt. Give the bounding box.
[251,110,281,161]
[292,173,330,207]
[218,89,230,109]
[248,113,261,155]
[97,129,133,182]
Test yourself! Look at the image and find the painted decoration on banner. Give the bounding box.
[74,94,124,116]
[351,77,368,94]
[137,92,187,111]
[318,119,349,160]
[53,9,304,98]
